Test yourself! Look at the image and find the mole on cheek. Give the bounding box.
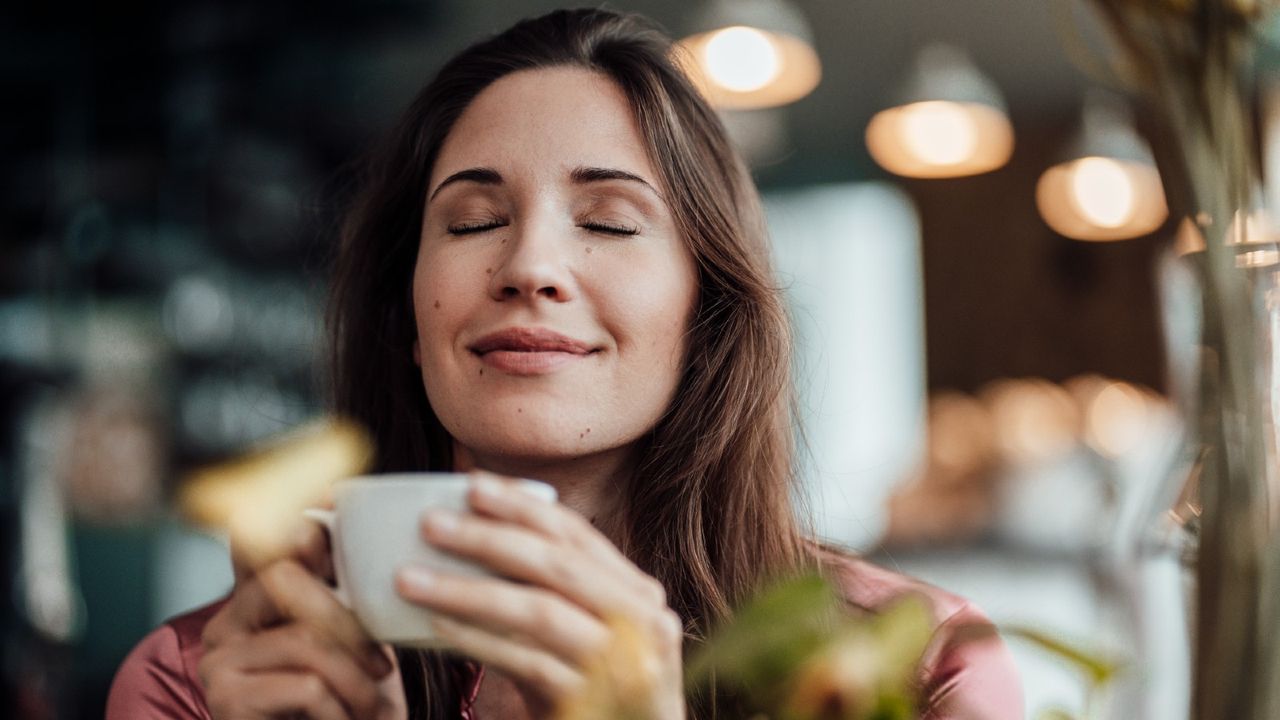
[485,267,493,275]
[433,300,441,309]
[478,368,484,375]
[585,247,593,254]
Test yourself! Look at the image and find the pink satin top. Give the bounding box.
[106,553,1023,719]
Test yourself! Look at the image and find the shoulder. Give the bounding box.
[105,598,228,720]
[817,550,1025,720]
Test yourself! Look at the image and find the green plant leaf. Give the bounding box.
[1004,626,1123,686]
[685,573,842,692]
[866,691,915,720]
[688,577,939,720]
[868,595,934,683]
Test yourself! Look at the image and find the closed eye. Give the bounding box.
[447,221,506,235]
[581,221,638,236]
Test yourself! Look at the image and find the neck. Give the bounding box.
[451,441,633,543]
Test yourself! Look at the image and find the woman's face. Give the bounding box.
[412,67,698,467]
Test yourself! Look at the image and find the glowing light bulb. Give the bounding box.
[702,26,781,93]
[1070,157,1136,229]
[897,101,978,167]
[1084,382,1149,458]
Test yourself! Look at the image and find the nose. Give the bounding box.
[487,212,576,304]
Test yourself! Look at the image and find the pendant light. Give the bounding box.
[1036,92,1168,241]
[676,0,821,110]
[865,43,1014,179]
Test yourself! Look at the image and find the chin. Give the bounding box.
[441,401,618,463]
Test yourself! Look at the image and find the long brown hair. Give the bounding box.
[328,8,812,717]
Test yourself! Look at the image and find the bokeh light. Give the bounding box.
[900,101,979,167]
[702,26,781,93]
[1070,157,1136,229]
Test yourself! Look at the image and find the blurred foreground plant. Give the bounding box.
[178,416,372,568]
[683,575,933,720]
[1004,626,1124,720]
[561,572,1126,720]
[556,614,668,720]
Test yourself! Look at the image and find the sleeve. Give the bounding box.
[105,623,212,720]
[918,602,1025,720]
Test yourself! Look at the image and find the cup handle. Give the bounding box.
[301,508,352,608]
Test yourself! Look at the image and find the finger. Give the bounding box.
[429,615,584,703]
[228,529,259,585]
[420,510,669,633]
[394,568,610,665]
[467,472,632,573]
[204,670,350,720]
[255,560,391,677]
[202,577,281,648]
[202,560,388,678]
[291,518,336,583]
[204,562,392,681]
[220,623,389,717]
[466,472,666,606]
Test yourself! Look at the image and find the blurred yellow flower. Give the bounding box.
[779,596,933,720]
[556,615,663,720]
[178,417,373,569]
[782,629,881,720]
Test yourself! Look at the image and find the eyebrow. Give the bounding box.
[427,165,663,203]
[569,166,660,199]
[428,167,503,203]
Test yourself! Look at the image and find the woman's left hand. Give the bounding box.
[394,471,686,719]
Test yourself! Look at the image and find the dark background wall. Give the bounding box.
[907,113,1170,394]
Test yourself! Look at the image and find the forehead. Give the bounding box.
[429,67,657,189]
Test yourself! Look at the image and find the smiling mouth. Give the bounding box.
[468,327,600,375]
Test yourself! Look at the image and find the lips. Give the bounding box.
[469,327,596,355]
[468,327,598,375]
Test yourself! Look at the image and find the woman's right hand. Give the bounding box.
[197,522,406,719]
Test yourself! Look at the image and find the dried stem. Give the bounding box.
[1084,2,1276,719]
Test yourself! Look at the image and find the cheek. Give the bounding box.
[412,251,481,436]
[413,249,470,364]
[593,253,696,375]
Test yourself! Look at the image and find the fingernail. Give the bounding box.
[423,509,458,534]
[398,565,435,594]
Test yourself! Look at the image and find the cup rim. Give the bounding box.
[338,472,472,486]
[332,473,557,504]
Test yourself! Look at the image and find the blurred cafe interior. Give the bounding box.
[6,1,1280,718]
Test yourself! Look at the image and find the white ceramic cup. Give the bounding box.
[303,472,557,648]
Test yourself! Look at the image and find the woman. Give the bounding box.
[108,8,1023,719]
